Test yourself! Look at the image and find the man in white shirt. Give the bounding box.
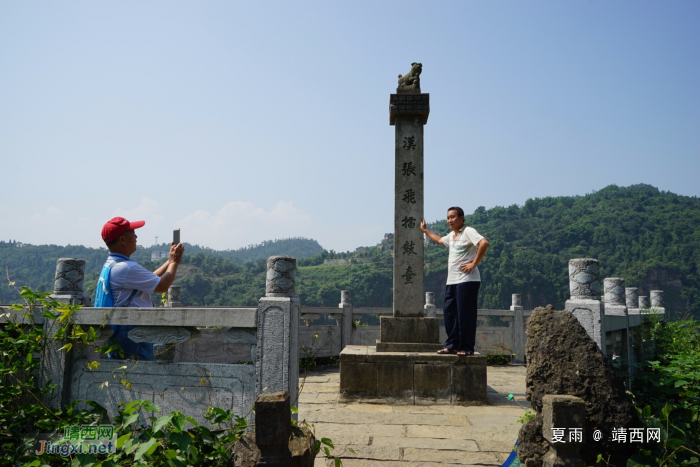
[100,217,184,360]
[421,207,489,356]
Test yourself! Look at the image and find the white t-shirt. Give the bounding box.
[105,254,161,307]
[441,225,485,285]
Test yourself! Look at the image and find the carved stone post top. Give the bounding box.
[625,287,639,308]
[340,290,351,306]
[603,278,625,306]
[425,292,436,306]
[391,62,429,125]
[639,296,650,308]
[265,256,296,298]
[650,290,664,307]
[167,285,182,306]
[511,293,522,307]
[255,391,291,446]
[568,258,601,300]
[397,62,422,93]
[53,258,86,294]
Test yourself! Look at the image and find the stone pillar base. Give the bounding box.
[339,346,487,406]
[379,316,440,342]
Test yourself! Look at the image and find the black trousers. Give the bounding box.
[443,281,481,352]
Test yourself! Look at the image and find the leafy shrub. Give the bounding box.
[629,315,700,466]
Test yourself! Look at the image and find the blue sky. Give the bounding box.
[1,1,698,251]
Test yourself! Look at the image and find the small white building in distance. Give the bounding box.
[151,251,168,261]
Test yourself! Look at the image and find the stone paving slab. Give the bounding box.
[299,364,526,466]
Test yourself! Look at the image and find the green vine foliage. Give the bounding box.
[1,287,343,466]
[629,315,700,466]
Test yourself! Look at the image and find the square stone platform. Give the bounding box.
[339,346,487,406]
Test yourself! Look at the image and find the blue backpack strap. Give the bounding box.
[97,258,138,307]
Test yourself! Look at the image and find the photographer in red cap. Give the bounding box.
[96,217,185,360]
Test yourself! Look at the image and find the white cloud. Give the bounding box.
[112,196,164,225]
[175,200,311,250]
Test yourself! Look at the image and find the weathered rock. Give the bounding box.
[517,305,638,466]
[517,415,547,467]
[288,426,317,466]
[229,426,316,467]
[230,432,259,467]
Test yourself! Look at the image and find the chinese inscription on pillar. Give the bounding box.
[390,63,429,317]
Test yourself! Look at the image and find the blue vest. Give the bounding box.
[95,256,154,361]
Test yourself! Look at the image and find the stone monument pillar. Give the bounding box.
[377,62,441,352]
[565,258,605,351]
[337,64,487,405]
[255,256,300,412]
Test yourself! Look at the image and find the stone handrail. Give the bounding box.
[68,306,258,328]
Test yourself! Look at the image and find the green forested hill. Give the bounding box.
[295,184,699,316]
[2,185,699,317]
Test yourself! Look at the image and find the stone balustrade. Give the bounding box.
[0,255,668,419]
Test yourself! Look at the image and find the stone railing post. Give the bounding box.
[256,256,300,415]
[650,290,664,310]
[167,285,183,307]
[50,258,91,306]
[255,391,293,465]
[639,296,650,309]
[542,395,585,467]
[565,258,605,351]
[42,258,90,408]
[424,292,436,318]
[511,293,525,365]
[603,278,629,369]
[625,287,640,380]
[338,290,353,351]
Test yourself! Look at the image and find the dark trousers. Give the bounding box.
[443,281,481,352]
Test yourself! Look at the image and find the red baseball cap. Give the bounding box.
[101,217,146,242]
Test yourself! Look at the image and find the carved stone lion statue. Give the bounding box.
[398,62,422,91]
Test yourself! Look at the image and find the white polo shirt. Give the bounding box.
[441,225,485,285]
[105,254,161,307]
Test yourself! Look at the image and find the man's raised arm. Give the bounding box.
[153,243,185,293]
[420,219,444,245]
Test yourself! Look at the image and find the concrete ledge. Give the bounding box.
[338,346,487,406]
[375,342,444,353]
[339,346,369,362]
[339,362,377,397]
